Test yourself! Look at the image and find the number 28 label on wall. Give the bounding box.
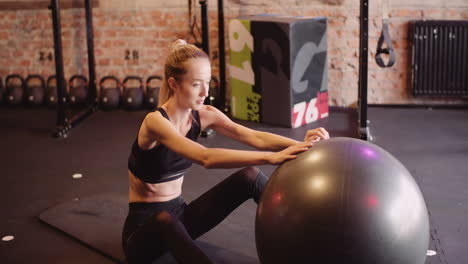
[292,91,329,128]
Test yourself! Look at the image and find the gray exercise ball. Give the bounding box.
[256,137,429,264]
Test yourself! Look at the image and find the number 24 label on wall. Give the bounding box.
[292,91,329,128]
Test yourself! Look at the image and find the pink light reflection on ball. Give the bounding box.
[360,146,377,159]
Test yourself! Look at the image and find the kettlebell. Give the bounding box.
[6,74,25,106]
[99,76,121,110]
[46,76,57,107]
[69,75,88,107]
[25,75,46,106]
[145,75,162,109]
[122,76,144,111]
[205,76,221,107]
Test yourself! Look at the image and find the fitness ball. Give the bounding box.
[256,137,429,264]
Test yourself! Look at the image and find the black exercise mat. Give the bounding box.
[38,188,445,264]
[39,193,258,264]
[39,193,127,263]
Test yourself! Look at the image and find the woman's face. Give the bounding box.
[173,58,211,110]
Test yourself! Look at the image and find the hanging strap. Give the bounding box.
[375,19,396,68]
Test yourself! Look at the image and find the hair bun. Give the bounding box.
[170,39,188,51]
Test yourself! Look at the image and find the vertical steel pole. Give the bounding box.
[50,0,67,128]
[84,0,97,103]
[199,0,215,137]
[200,0,209,55]
[358,0,372,140]
[218,0,226,111]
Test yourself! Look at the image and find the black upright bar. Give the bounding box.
[50,0,98,138]
[84,0,97,102]
[358,0,372,140]
[218,0,226,112]
[198,0,216,137]
[50,0,67,128]
[200,0,209,55]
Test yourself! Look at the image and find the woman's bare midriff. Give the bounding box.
[128,170,183,203]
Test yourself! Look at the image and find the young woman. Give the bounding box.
[122,39,330,264]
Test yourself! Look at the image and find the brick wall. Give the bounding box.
[0,0,467,106]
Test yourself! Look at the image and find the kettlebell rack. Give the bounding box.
[49,0,98,138]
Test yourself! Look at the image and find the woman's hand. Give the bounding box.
[303,127,330,143]
[268,142,314,165]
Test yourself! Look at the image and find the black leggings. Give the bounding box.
[122,166,268,264]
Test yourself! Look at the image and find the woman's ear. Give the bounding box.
[167,77,178,92]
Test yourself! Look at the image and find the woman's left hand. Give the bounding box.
[303,127,330,143]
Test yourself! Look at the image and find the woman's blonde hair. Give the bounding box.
[158,39,209,107]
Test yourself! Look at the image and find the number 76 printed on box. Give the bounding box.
[292,91,328,128]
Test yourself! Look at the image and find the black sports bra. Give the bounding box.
[127,108,201,183]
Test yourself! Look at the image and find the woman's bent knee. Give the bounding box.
[235,166,267,203]
[237,166,261,183]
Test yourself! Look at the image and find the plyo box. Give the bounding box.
[228,15,329,128]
